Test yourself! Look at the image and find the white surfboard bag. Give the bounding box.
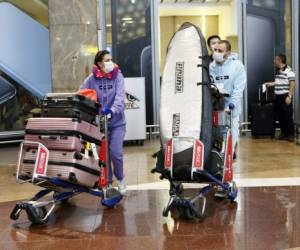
[155,23,214,181]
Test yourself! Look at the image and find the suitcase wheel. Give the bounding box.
[68,172,78,183]
[74,152,83,160]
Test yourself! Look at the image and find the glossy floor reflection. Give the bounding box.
[1,187,300,250]
[1,137,300,201]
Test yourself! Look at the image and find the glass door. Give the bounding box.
[241,0,293,125]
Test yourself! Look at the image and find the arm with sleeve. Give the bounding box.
[79,75,92,90]
[229,61,246,110]
[287,70,296,97]
[111,73,125,114]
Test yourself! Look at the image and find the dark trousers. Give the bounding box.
[275,94,294,137]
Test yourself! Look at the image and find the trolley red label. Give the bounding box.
[98,139,108,188]
[34,145,49,177]
[223,130,233,182]
[192,139,204,170]
[213,111,219,126]
[164,139,173,169]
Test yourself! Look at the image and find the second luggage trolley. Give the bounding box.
[151,22,238,221]
[152,88,238,221]
[10,115,122,225]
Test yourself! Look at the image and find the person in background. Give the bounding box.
[264,54,295,142]
[207,35,221,62]
[80,50,126,194]
[210,40,247,160]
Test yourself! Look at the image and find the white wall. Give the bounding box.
[159,0,238,38]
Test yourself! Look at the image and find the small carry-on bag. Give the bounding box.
[41,93,99,124]
[251,85,275,138]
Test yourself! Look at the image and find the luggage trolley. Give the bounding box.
[152,88,238,220]
[10,115,122,225]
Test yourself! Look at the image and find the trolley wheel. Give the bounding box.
[175,183,183,195]
[192,195,207,219]
[170,205,186,219]
[10,204,22,221]
[162,207,169,217]
[184,206,194,220]
[27,205,49,225]
[61,198,70,204]
[228,181,238,202]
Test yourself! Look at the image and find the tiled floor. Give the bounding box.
[1,137,300,202]
[1,137,300,249]
[1,187,300,250]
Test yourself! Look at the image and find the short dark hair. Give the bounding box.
[94,50,110,66]
[218,40,231,52]
[207,35,221,47]
[276,53,287,64]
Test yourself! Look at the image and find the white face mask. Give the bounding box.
[103,61,114,73]
[213,52,225,63]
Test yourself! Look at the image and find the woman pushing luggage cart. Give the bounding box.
[80,50,126,195]
[10,49,127,224]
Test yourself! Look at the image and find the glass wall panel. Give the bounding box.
[0,72,39,133]
[105,0,154,124]
[0,1,49,138]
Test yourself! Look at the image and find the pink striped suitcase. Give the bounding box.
[21,149,100,188]
[24,118,102,152]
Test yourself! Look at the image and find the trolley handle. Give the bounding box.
[16,141,49,184]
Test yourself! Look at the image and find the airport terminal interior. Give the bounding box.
[1,0,300,249]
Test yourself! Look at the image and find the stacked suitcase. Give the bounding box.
[19,93,103,188]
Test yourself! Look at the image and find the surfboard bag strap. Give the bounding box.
[197,64,209,73]
[198,55,210,60]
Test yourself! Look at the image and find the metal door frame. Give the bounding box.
[237,0,248,128]
[238,0,298,130]
[151,0,160,126]
[292,0,299,125]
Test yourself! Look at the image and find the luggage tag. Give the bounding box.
[216,82,225,94]
[91,143,99,160]
[85,142,91,159]
[95,115,100,126]
[262,84,266,93]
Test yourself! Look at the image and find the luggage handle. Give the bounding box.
[259,84,270,103]
[38,135,58,140]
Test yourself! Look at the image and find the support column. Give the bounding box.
[48,0,98,92]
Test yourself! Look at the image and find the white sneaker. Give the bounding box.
[117,179,126,195]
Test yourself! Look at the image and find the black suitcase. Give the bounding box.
[41,93,99,124]
[251,85,275,138]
